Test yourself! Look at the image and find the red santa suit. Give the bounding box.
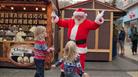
[52,8,104,71]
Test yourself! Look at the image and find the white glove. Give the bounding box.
[95,10,105,25]
[51,11,59,23]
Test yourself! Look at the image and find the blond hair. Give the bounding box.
[34,26,46,41]
[63,41,77,62]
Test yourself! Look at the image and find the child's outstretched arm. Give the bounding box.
[47,47,54,52]
[52,59,63,68]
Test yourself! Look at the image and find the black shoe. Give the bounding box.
[60,72,65,77]
[79,74,83,77]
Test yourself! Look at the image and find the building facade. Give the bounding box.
[116,0,138,38]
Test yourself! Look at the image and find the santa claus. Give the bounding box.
[52,8,104,77]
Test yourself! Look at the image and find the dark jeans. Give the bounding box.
[64,72,80,77]
[34,59,45,77]
[132,40,138,53]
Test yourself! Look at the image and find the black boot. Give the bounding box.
[60,72,65,77]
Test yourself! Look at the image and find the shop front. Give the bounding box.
[123,5,138,40]
[0,0,54,69]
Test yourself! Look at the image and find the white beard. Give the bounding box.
[73,16,86,25]
[70,16,86,40]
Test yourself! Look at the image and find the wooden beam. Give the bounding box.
[46,3,53,47]
[60,10,65,53]
[104,19,111,21]
[0,58,9,62]
[64,18,111,21]
[88,49,110,52]
[67,8,121,12]
[95,29,99,49]
[95,10,99,49]
[109,12,113,61]
[0,3,47,7]
[92,0,95,9]
[3,41,10,58]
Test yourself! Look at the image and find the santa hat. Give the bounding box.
[73,8,87,16]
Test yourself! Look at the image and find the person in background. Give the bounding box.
[118,27,126,56]
[113,24,119,57]
[130,25,138,55]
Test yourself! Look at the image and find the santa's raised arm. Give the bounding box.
[52,8,104,25]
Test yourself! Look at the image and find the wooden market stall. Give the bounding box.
[58,0,126,61]
[0,0,54,68]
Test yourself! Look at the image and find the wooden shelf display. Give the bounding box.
[0,12,47,41]
[0,12,50,67]
[0,12,47,26]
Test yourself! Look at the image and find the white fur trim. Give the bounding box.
[52,15,59,23]
[76,47,87,54]
[70,18,86,40]
[70,24,79,40]
[73,12,87,16]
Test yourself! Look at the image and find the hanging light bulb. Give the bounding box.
[11,7,14,10]
[36,7,38,11]
[23,7,26,10]
[42,8,46,11]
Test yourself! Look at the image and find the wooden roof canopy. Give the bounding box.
[60,0,126,20]
[0,0,56,12]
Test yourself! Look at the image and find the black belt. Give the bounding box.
[69,39,86,45]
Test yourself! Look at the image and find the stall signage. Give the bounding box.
[10,45,34,65]
[11,45,33,56]
[123,7,138,22]
[129,11,135,19]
